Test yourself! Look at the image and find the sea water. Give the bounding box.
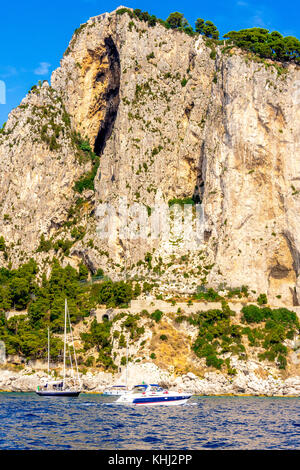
[0,393,300,449]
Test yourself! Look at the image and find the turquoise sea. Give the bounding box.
[0,393,300,449]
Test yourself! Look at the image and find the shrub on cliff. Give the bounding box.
[151,309,163,323]
[72,134,100,193]
[37,234,52,252]
[194,287,222,302]
[0,236,6,251]
[241,304,265,323]
[257,293,268,305]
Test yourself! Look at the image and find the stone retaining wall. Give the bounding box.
[93,299,300,322]
[5,310,27,320]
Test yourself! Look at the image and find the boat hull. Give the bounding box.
[133,398,190,406]
[36,391,81,397]
[118,395,192,406]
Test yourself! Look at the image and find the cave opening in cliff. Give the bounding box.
[94,37,120,156]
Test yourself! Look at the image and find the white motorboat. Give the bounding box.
[102,385,127,396]
[116,384,192,406]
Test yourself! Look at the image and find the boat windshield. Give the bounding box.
[132,386,147,394]
[150,385,164,392]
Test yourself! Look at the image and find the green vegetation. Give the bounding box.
[181,78,188,87]
[150,309,163,323]
[0,256,297,372]
[80,309,147,369]
[122,314,145,340]
[226,285,249,299]
[195,18,219,39]
[116,8,299,64]
[0,122,6,135]
[241,305,299,369]
[0,259,94,359]
[0,314,64,360]
[194,287,222,302]
[257,293,268,305]
[64,22,89,56]
[37,234,52,253]
[176,302,244,372]
[165,12,194,36]
[53,239,73,256]
[89,280,141,308]
[27,85,73,151]
[224,28,300,63]
[146,51,155,60]
[0,236,6,252]
[72,135,100,193]
[168,197,195,207]
[80,318,116,370]
[176,302,299,372]
[116,8,203,37]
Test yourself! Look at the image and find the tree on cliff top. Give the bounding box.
[196,18,219,40]
[224,28,300,62]
[166,12,189,29]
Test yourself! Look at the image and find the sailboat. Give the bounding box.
[36,299,82,397]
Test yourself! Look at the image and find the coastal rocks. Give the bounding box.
[10,375,41,392]
[80,371,114,391]
[0,362,300,396]
[282,377,300,395]
[0,370,41,392]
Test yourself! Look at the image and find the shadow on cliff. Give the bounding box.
[94,36,120,157]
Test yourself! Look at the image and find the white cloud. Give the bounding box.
[0,66,18,79]
[34,62,51,76]
[236,1,249,6]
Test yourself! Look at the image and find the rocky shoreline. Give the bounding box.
[1,362,300,397]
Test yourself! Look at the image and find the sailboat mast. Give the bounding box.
[126,337,128,390]
[48,327,50,376]
[63,298,67,388]
[66,302,81,388]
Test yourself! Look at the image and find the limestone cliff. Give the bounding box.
[0,7,300,305]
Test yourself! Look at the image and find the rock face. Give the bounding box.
[0,7,300,304]
[0,82,89,262]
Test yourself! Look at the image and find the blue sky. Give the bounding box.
[0,0,299,126]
